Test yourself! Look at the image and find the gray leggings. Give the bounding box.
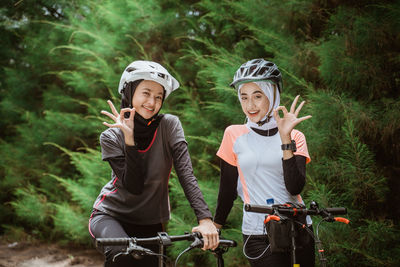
[89,210,163,267]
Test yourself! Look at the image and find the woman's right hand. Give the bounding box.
[101,100,136,146]
[213,222,223,230]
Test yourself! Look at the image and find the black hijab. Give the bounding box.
[121,80,164,150]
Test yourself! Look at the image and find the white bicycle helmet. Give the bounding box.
[230,58,282,92]
[118,60,179,99]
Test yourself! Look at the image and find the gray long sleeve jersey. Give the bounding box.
[92,114,212,224]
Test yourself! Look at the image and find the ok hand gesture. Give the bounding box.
[273,95,312,139]
[101,100,136,146]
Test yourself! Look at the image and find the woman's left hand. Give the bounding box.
[192,218,219,250]
[273,95,312,139]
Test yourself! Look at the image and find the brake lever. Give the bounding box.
[113,250,130,262]
[112,239,156,261]
[320,209,336,222]
[189,234,204,249]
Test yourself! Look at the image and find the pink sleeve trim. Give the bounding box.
[291,129,311,164]
[216,125,249,166]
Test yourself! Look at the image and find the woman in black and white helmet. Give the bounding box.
[89,60,219,267]
[213,59,315,266]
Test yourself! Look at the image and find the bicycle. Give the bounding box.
[96,231,237,267]
[245,201,350,267]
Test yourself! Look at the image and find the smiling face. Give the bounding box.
[132,80,164,119]
[239,82,270,123]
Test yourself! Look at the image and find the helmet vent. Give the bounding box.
[257,67,267,75]
[271,70,280,76]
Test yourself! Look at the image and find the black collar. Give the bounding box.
[250,127,278,136]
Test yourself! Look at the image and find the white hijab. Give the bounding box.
[238,81,280,130]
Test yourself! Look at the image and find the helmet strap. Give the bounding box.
[256,115,272,126]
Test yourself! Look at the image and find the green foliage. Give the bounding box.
[317,3,400,100]
[52,202,89,244]
[1,0,400,266]
[338,114,387,210]
[10,185,50,227]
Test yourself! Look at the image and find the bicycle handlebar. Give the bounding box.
[244,204,347,216]
[96,232,237,248]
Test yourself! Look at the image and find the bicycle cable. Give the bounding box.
[111,240,169,263]
[174,246,192,267]
[242,234,270,260]
[293,220,316,239]
[174,235,203,267]
[316,217,330,241]
[145,251,169,262]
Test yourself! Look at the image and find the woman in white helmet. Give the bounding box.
[89,60,219,266]
[213,59,315,266]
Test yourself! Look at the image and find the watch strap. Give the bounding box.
[281,140,297,152]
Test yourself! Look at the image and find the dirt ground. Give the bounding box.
[0,239,104,267]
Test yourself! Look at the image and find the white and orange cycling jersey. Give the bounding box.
[217,124,311,235]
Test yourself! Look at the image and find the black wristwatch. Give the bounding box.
[281,140,297,152]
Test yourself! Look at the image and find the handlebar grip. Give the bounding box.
[334,217,350,224]
[325,207,347,215]
[244,204,274,214]
[96,238,130,247]
[264,215,280,224]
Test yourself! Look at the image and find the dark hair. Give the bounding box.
[120,79,144,109]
